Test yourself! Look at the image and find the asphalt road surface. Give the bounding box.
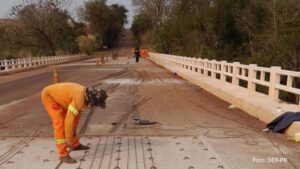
[0,31,299,169]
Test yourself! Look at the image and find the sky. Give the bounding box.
[0,0,135,27]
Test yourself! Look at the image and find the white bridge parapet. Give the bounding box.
[0,54,87,74]
[150,52,300,106]
[150,52,300,136]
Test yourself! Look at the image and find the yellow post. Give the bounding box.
[53,65,60,83]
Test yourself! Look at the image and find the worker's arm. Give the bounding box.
[65,98,84,144]
[65,104,77,142]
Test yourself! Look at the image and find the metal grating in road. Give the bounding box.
[0,136,229,169]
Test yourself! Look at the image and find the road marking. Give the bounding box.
[58,69,124,72]
[0,93,40,111]
[102,78,183,85]
[0,98,29,111]
[61,63,97,66]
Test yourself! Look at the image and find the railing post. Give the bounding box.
[199,59,204,74]
[192,58,195,71]
[39,57,42,65]
[188,58,192,71]
[196,59,201,72]
[24,58,27,67]
[16,59,20,69]
[192,58,196,72]
[221,61,227,81]
[287,76,293,88]
[248,64,257,92]
[4,60,8,70]
[211,60,217,78]
[232,62,240,86]
[33,58,37,66]
[12,59,16,69]
[204,59,209,76]
[19,59,22,68]
[20,59,23,68]
[26,58,30,67]
[269,66,281,100]
[30,58,33,66]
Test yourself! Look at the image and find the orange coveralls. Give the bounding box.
[41,83,86,157]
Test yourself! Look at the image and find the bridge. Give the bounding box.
[0,32,299,169]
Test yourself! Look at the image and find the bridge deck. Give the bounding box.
[0,56,299,169]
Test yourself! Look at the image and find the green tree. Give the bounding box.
[81,0,128,49]
[10,0,74,56]
[133,0,300,71]
[131,13,153,44]
[77,35,98,54]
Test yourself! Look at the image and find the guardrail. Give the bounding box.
[150,52,300,106]
[0,54,87,74]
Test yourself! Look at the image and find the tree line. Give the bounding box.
[0,0,128,59]
[132,0,300,71]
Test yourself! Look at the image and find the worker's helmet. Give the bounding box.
[86,87,108,108]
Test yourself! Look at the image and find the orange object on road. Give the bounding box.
[145,49,149,57]
[41,83,86,157]
[141,49,146,58]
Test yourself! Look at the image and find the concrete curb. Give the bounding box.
[150,58,300,137]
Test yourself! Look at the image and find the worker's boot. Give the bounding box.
[73,144,90,151]
[60,155,76,164]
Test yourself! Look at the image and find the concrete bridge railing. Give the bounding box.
[0,54,87,74]
[150,53,300,106]
[150,52,300,136]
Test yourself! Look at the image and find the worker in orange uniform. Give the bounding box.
[41,83,107,164]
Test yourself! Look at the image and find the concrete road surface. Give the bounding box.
[0,31,299,169]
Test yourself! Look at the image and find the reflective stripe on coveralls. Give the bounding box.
[56,139,66,144]
[68,105,79,116]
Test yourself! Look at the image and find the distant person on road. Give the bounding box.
[134,46,141,63]
[41,83,107,164]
